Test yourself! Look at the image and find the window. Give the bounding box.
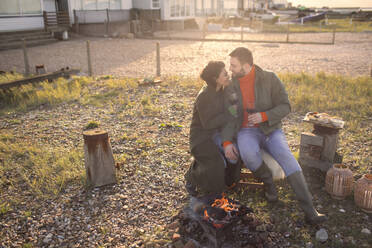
[83,0,121,10]
[0,0,41,15]
[152,0,160,9]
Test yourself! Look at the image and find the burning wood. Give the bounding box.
[175,194,286,248]
[203,194,250,229]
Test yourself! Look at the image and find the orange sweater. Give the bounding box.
[223,66,267,148]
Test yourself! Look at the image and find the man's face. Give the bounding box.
[229,57,251,79]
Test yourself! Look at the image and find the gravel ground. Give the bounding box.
[0,32,371,77]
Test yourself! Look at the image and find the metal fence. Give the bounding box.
[147,20,337,45]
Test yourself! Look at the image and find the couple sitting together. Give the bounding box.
[185,47,326,225]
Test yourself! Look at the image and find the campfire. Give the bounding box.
[203,194,250,229]
[177,194,285,248]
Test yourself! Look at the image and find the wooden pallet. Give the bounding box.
[236,170,264,190]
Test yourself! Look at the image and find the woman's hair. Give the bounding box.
[200,61,225,88]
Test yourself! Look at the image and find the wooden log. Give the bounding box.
[83,129,116,187]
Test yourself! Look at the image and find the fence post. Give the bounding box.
[241,25,243,41]
[104,19,108,37]
[167,21,170,39]
[156,42,161,77]
[43,11,47,31]
[86,41,92,76]
[286,23,289,43]
[22,39,30,76]
[202,22,206,39]
[332,27,336,44]
[74,10,80,34]
[106,8,110,35]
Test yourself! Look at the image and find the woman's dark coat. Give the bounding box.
[186,85,239,195]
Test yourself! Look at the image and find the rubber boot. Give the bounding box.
[252,162,278,202]
[287,171,327,224]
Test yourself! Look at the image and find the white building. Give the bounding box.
[0,0,244,32]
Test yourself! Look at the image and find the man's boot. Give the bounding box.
[287,171,327,224]
[252,162,278,202]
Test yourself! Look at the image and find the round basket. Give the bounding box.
[325,164,354,200]
[354,174,372,213]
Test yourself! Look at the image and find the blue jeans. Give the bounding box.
[213,132,238,167]
[237,128,301,177]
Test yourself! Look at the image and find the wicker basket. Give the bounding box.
[325,164,354,200]
[354,174,372,213]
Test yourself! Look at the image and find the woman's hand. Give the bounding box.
[224,144,239,161]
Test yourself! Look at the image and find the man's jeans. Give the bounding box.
[237,128,301,177]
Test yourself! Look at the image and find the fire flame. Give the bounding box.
[203,194,240,228]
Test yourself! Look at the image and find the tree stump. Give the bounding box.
[83,129,116,187]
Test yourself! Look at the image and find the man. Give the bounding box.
[222,47,326,224]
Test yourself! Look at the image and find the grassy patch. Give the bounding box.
[280,72,372,132]
[0,75,92,115]
[262,18,372,33]
[0,136,85,199]
[84,120,100,130]
[0,71,24,84]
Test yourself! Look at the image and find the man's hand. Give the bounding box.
[248,112,263,124]
[224,144,239,161]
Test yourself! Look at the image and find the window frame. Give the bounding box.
[152,0,160,9]
[82,0,122,10]
[0,0,43,17]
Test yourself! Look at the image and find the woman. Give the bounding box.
[185,61,240,196]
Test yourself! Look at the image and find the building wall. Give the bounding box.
[121,0,132,9]
[0,0,45,32]
[0,16,44,32]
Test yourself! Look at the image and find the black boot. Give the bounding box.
[184,159,198,196]
[225,159,242,188]
[252,162,278,202]
[287,171,327,224]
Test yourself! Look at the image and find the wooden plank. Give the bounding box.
[240,171,255,180]
[320,132,339,163]
[300,132,323,161]
[236,181,264,190]
[299,157,332,172]
[0,68,80,90]
[301,132,323,146]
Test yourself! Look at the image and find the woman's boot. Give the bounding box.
[184,159,198,196]
[252,162,278,202]
[287,171,327,224]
